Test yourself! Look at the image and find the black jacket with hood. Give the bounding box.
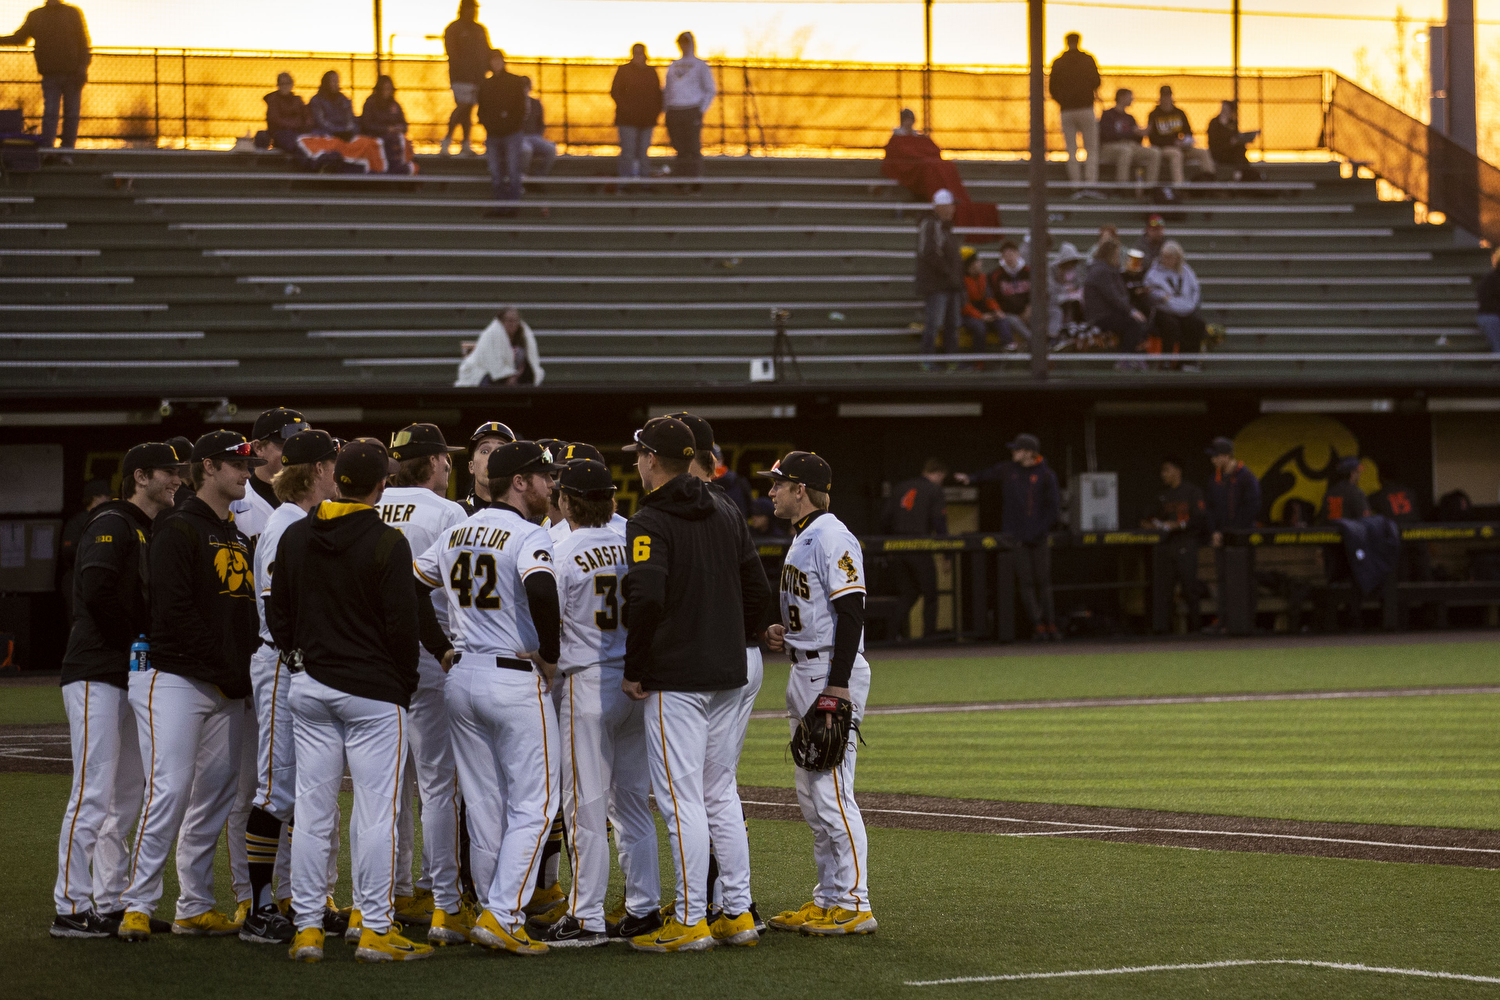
[624,473,771,690]
[149,496,258,699]
[267,499,419,709]
[61,499,154,688]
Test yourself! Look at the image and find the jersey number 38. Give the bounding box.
[450,551,501,610]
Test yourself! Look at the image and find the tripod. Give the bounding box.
[771,308,801,382]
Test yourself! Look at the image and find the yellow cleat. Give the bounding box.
[767,900,825,932]
[393,890,434,926]
[116,910,152,942]
[799,907,878,936]
[275,898,292,917]
[288,927,324,963]
[428,900,477,946]
[172,910,242,936]
[355,926,435,963]
[471,909,548,956]
[629,916,716,953]
[343,909,363,942]
[709,910,759,947]
[232,899,251,927]
[523,883,566,917]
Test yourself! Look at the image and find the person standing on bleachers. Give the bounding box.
[612,43,662,182]
[1146,86,1215,189]
[915,189,964,359]
[1048,32,1101,194]
[1097,89,1159,188]
[441,0,492,156]
[663,31,715,189]
[478,49,528,216]
[1,0,90,154]
[1475,248,1500,353]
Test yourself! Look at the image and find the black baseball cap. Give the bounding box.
[665,410,715,453]
[757,451,833,493]
[623,416,697,461]
[389,423,465,462]
[191,429,267,467]
[559,442,604,465]
[1206,436,1235,457]
[559,459,617,500]
[121,442,185,483]
[535,439,568,467]
[487,440,563,482]
[281,429,339,466]
[469,420,517,447]
[1006,433,1041,452]
[252,406,310,442]
[336,439,398,494]
[166,436,193,462]
[1336,455,1362,475]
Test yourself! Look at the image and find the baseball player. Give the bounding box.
[533,459,659,947]
[414,440,563,956]
[227,406,311,923]
[621,417,772,952]
[463,420,516,512]
[116,431,262,941]
[52,443,182,939]
[268,439,431,964]
[381,423,472,943]
[240,429,342,945]
[548,443,628,546]
[670,410,770,935]
[760,451,876,936]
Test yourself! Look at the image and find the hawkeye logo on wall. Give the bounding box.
[1232,413,1382,522]
[213,540,255,598]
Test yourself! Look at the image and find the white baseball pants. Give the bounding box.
[646,687,753,927]
[395,655,461,912]
[560,666,658,931]
[444,662,559,929]
[249,643,295,898]
[122,669,244,920]
[787,654,871,912]
[227,696,257,903]
[55,679,142,916]
[708,647,763,909]
[289,671,408,934]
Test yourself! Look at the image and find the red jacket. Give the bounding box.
[963,272,1000,320]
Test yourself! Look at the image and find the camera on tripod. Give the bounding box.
[770,307,792,324]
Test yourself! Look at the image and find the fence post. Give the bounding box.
[561,61,569,151]
[153,48,160,147]
[1257,69,1264,157]
[717,61,726,153]
[180,50,187,149]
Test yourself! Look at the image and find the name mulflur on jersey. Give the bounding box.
[446,524,513,551]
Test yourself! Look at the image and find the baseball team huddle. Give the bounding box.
[50,404,875,962]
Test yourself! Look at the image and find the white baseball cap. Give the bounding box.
[932,189,955,206]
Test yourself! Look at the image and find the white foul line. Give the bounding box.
[906,958,1500,987]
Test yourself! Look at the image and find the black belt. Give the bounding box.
[453,652,532,673]
[789,649,820,664]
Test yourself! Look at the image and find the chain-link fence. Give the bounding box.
[0,46,1327,156]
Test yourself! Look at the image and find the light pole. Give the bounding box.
[1231,0,1240,104]
[1027,0,1049,381]
[373,0,384,75]
[923,0,934,132]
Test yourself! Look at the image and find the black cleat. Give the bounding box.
[609,907,663,941]
[749,901,766,934]
[534,915,609,948]
[239,906,295,944]
[50,911,113,939]
[321,906,350,937]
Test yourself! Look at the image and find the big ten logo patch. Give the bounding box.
[212,539,254,597]
[1233,414,1382,525]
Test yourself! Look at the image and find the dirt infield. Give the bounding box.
[0,725,69,774]
[740,786,1500,869]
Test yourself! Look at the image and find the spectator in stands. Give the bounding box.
[1206,100,1261,180]
[359,74,407,138]
[663,31,716,187]
[441,0,491,155]
[309,71,356,140]
[1122,248,1152,327]
[1047,243,1087,336]
[955,434,1060,641]
[1,0,90,153]
[518,76,558,179]
[1048,32,1101,193]
[1476,248,1500,352]
[892,107,920,137]
[1142,455,1209,633]
[748,496,789,541]
[611,43,662,180]
[1087,223,1119,262]
[1137,214,1168,271]
[1145,239,1205,369]
[916,189,964,358]
[455,307,545,386]
[264,72,312,151]
[478,48,528,215]
[1083,238,1148,361]
[961,247,1013,352]
[882,458,949,639]
[1146,86,1215,187]
[1317,456,1369,523]
[1098,88,1160,187]
[988,239,1032,338]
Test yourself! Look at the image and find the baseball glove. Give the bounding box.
[790,694,860,772]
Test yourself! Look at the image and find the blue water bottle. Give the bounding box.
[130,635,150,673]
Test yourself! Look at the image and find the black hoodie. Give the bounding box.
[625,473,770,691]
[62,499,154,688]
[149,496,258,699]
[267,500,419,708]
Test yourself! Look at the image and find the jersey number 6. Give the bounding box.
[450,551,501,610]
[594,574,619,630]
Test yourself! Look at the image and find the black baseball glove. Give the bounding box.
[790,694,860,772]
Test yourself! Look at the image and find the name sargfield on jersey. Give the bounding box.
[572,543,628,573]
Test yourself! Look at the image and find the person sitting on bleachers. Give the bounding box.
[263,72,312,152]
[1146,85,1215,188]
[309,71,357,140]
[518,76,558,180]
[882,108,999,231]
[1206,100,1261,181]
[1098,89,1160,187]
[1136,213,1167,271]
[455,307,546,386]
[359,74,407,137]
[961,247,1012,352]
[1047,242,1086,336]
[987,239,1031,342]
[1144,239,1205,369]
[1083,238,1148,364]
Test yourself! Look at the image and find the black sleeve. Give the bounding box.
[152,519,224,672]
[76,515,136,650]
[968,461,1008,485]
[523,572,561,664]
[828,592,865,689]
[623,519,668,683]
[378,533,420,687]
[734,515,774,640]
[415,583,453,660]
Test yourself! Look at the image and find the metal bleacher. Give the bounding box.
[0,148,1494,392]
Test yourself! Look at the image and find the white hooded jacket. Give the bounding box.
[455,316,546,386]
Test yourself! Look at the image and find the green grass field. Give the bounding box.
[6,638,1499,997]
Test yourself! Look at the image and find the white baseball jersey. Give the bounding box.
[553,523,629,674]
[414,505,555,659]
[548,512,628,545]
[229,478,278,548]
[255,501,308,645]
[379,486,469,634]
[779,511,866,654]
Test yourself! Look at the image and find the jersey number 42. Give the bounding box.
[450,551,501,610]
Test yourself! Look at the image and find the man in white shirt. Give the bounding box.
[662,31,715,185]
